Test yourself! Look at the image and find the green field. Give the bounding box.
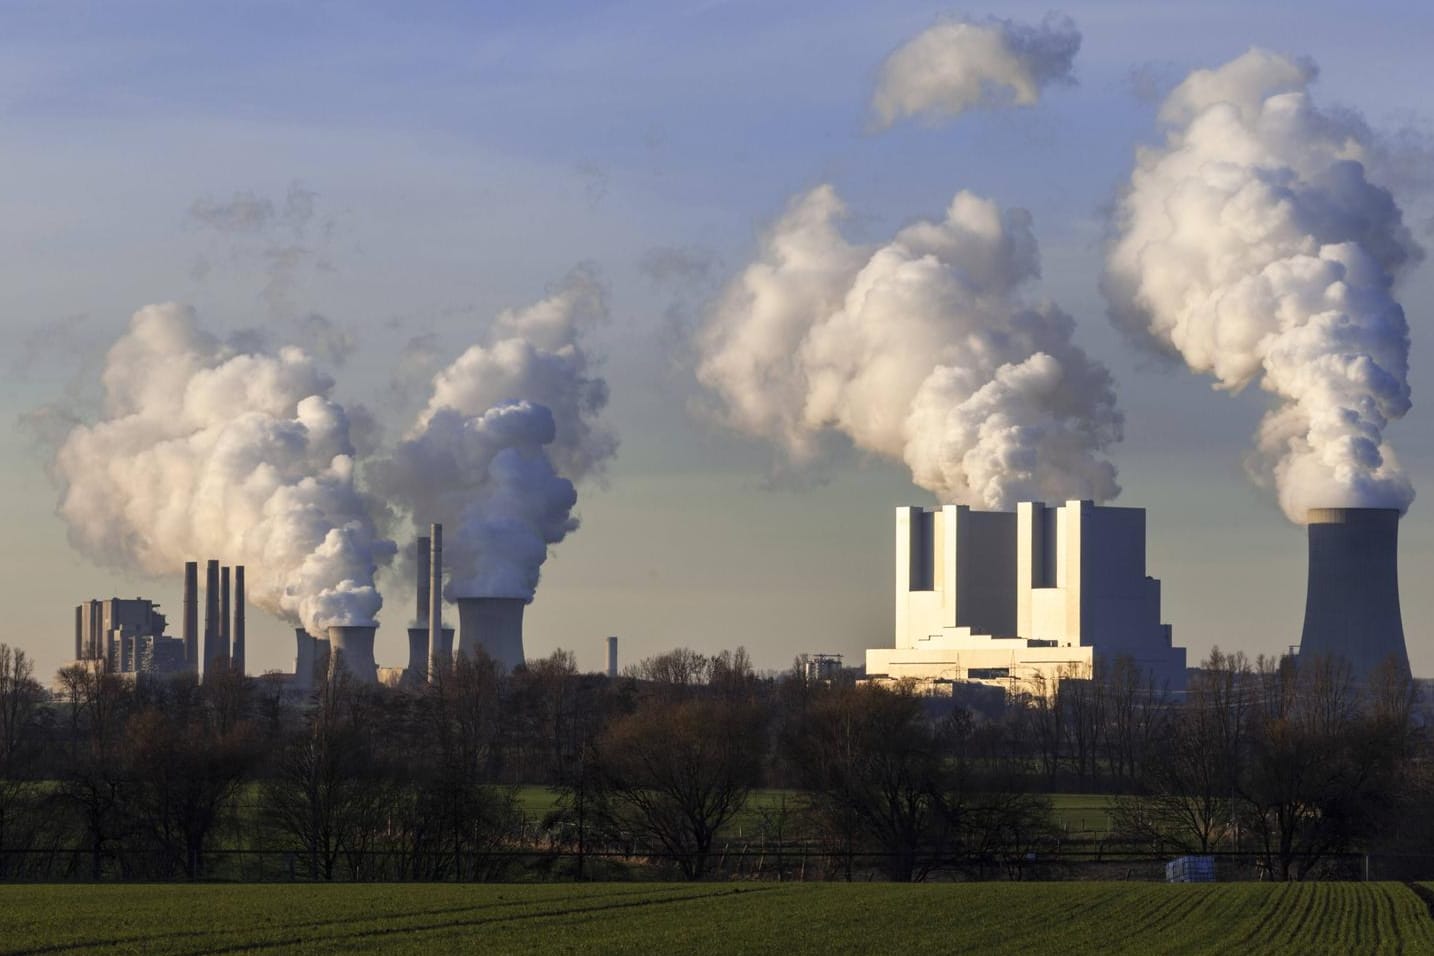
[2,882,1433,954]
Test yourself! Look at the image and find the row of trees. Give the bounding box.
[0,642,1427,882]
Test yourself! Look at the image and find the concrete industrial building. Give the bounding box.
[1297,507,1409,677]
[866,500,1187,694]
[72,597,186,677]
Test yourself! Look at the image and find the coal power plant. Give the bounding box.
[1298,508,1409,678]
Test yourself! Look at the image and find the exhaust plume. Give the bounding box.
[697,185,1122,509]
[871,13,1080,129]
[1104,50,1421,521]
[373,270,612,600]
[54,303,394,634]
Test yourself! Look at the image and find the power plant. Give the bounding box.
[327,624,379,684]
[1297,508,1409,678]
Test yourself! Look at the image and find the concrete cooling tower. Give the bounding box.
[327,625,379,684]
[406,625,453,682]
[1298,508,1408,678]
[457,597,525,672]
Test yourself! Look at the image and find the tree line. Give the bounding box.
[0,641,1428,882]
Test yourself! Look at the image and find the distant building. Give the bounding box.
[798,653,845,683]
[72,597,188,677]
[866,500,1187,695]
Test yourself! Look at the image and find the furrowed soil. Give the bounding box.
[2,881,1432,954]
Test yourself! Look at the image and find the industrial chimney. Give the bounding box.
[326,625,378,685]
[233,566,245,675]
[1298,508,1408,677]
[606,635,618,678]
[219,566,231,668]
[456,597,525,672]
[428,524,444,683]
[183,561,199,672]
[203,559,220,678]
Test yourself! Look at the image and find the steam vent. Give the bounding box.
[1298,508,1408,677]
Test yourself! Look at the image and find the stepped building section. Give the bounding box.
[867,500,1186,693]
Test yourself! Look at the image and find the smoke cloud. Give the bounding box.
[697,185,1122,509]
[1104,50,1421,521]
[871,14,1080,129]
[373,269,614,600]
[54,304,394,634]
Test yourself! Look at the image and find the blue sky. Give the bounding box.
[2,0,1431,679]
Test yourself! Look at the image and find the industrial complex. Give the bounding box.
[64,501,1412,695]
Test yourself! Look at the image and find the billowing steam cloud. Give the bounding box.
[373,269,614,600]
[1104,50,1421,521]
[871,14,1080,128]
[697,185,1122,509]
[54,304,394,633]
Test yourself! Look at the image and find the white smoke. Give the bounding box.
[697,186,1122,509]
[54,303,394,633]
[374,269,613,600]
[1104,50,1421,521]
[871,13,1080,129]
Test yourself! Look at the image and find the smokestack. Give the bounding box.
[456,597,525,672]
[327,625,378,684]
[203,559,219,678]
[428,524,443,682]
[183,561,198,671]
[233,566,245,675]
[606,635,618,678]
[1298,508,1408,677]
[417,535,431,627]
[219,566,231,670]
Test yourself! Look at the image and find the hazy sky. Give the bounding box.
[3,0,1432,681]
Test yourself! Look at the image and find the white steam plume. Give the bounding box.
[1104,50,1421,521]
[54,304,394,634]
[697,186,1122,509]
[373,270,613,600]
[871,13,1080,129]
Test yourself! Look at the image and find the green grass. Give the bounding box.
[1,882,1432,954]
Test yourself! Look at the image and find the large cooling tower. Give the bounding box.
[406,625,453,681]
[1298,507,1408,677]
[456,597,525,671]
[327,625,379,684]
[293,628,329,690]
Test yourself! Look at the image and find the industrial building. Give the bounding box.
[866,500,1187,694]
[1297,508,1409,677]
[73,597,186,676]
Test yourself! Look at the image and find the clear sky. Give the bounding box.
[2,0,1431,681]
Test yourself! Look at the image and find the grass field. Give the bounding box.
[2,881,1433,954]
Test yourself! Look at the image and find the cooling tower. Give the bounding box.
[293,628,328,690]
[183,561,198,671]
[456,597,525,672]
[406,625,454,681]
[327,625,379,684]
[233,566,245,675]
[1298,508,1408,677]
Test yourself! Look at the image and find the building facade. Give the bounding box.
[866,500,1187,694]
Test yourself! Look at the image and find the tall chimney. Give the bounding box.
[219,566,231,670]
[183,561,199,671]
[203,559,220,678]
[456,597,525,672]
[1298,508,1408,677]
[417,535,431,628]
[607,635,618,678]
[428,524,443,682]
[233,566,246,675]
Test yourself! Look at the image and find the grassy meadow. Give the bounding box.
[2,881,1433,955]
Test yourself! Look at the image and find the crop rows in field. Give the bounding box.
[2,881,1434,954]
